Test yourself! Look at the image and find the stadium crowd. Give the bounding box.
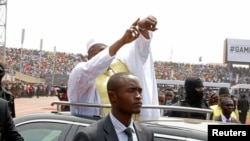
[1,47,249,124]
[1,47,250,98]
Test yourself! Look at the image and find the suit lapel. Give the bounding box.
[103,114,119,141]
[134,122,146,141]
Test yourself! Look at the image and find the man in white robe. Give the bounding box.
[68,15,160,120]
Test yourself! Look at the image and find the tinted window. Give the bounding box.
[17,122,70,141]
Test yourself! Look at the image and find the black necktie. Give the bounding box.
[124,128,133,141]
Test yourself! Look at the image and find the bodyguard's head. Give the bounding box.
[184,76,204,93]
[184,76,204,104]
[107,72,142,115]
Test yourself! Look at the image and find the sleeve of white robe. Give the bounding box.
[116,31,160,120]
[67,48,114,116]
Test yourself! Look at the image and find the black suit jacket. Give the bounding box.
[238,97,249,112]
[169,100,209,120]
[0,98,24,141]
[73,114,154,141]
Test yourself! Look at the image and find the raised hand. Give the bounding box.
[137,15,158,31]
[120,18,140,44]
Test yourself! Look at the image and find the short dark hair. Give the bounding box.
[107,72,133,92]
[218,87,230,95]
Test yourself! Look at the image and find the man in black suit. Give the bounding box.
[168,76,209,119]
[0,98,24,141]
[214,97,240,123]
[73,72,154,141]
[238,94,249,124]
[0,62,16,118]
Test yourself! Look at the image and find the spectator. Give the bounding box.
[163,90,175,116]
[164,90,175,105]
[237,94,249,124]
[168,76,209,120]
[214,96,240,123]
[210,87,238,120]
[158,92,165,105]
[73,72,154,141]
[0,98,24,141]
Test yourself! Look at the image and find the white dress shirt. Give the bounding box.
[221,114,232,123]
[110,113,138,141]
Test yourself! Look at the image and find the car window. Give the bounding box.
[16,122,70,141]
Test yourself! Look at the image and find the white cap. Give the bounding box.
[86,38,107,52]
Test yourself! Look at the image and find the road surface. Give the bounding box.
[15,96,58,117]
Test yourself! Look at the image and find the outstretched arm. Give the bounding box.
[109,18,140,56]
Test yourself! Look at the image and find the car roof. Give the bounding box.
[14,108,226,133]
[140,116,226,132]
[14,112,97,127]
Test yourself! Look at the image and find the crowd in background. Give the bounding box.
[154,61,250,85]
[1,47,249,124]
[1,47,86,78]
[1,47,250,99]
[1,81,57,98]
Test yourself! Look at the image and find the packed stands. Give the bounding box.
[1,46,250,98]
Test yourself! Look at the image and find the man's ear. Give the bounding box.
[108,91,117,103]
